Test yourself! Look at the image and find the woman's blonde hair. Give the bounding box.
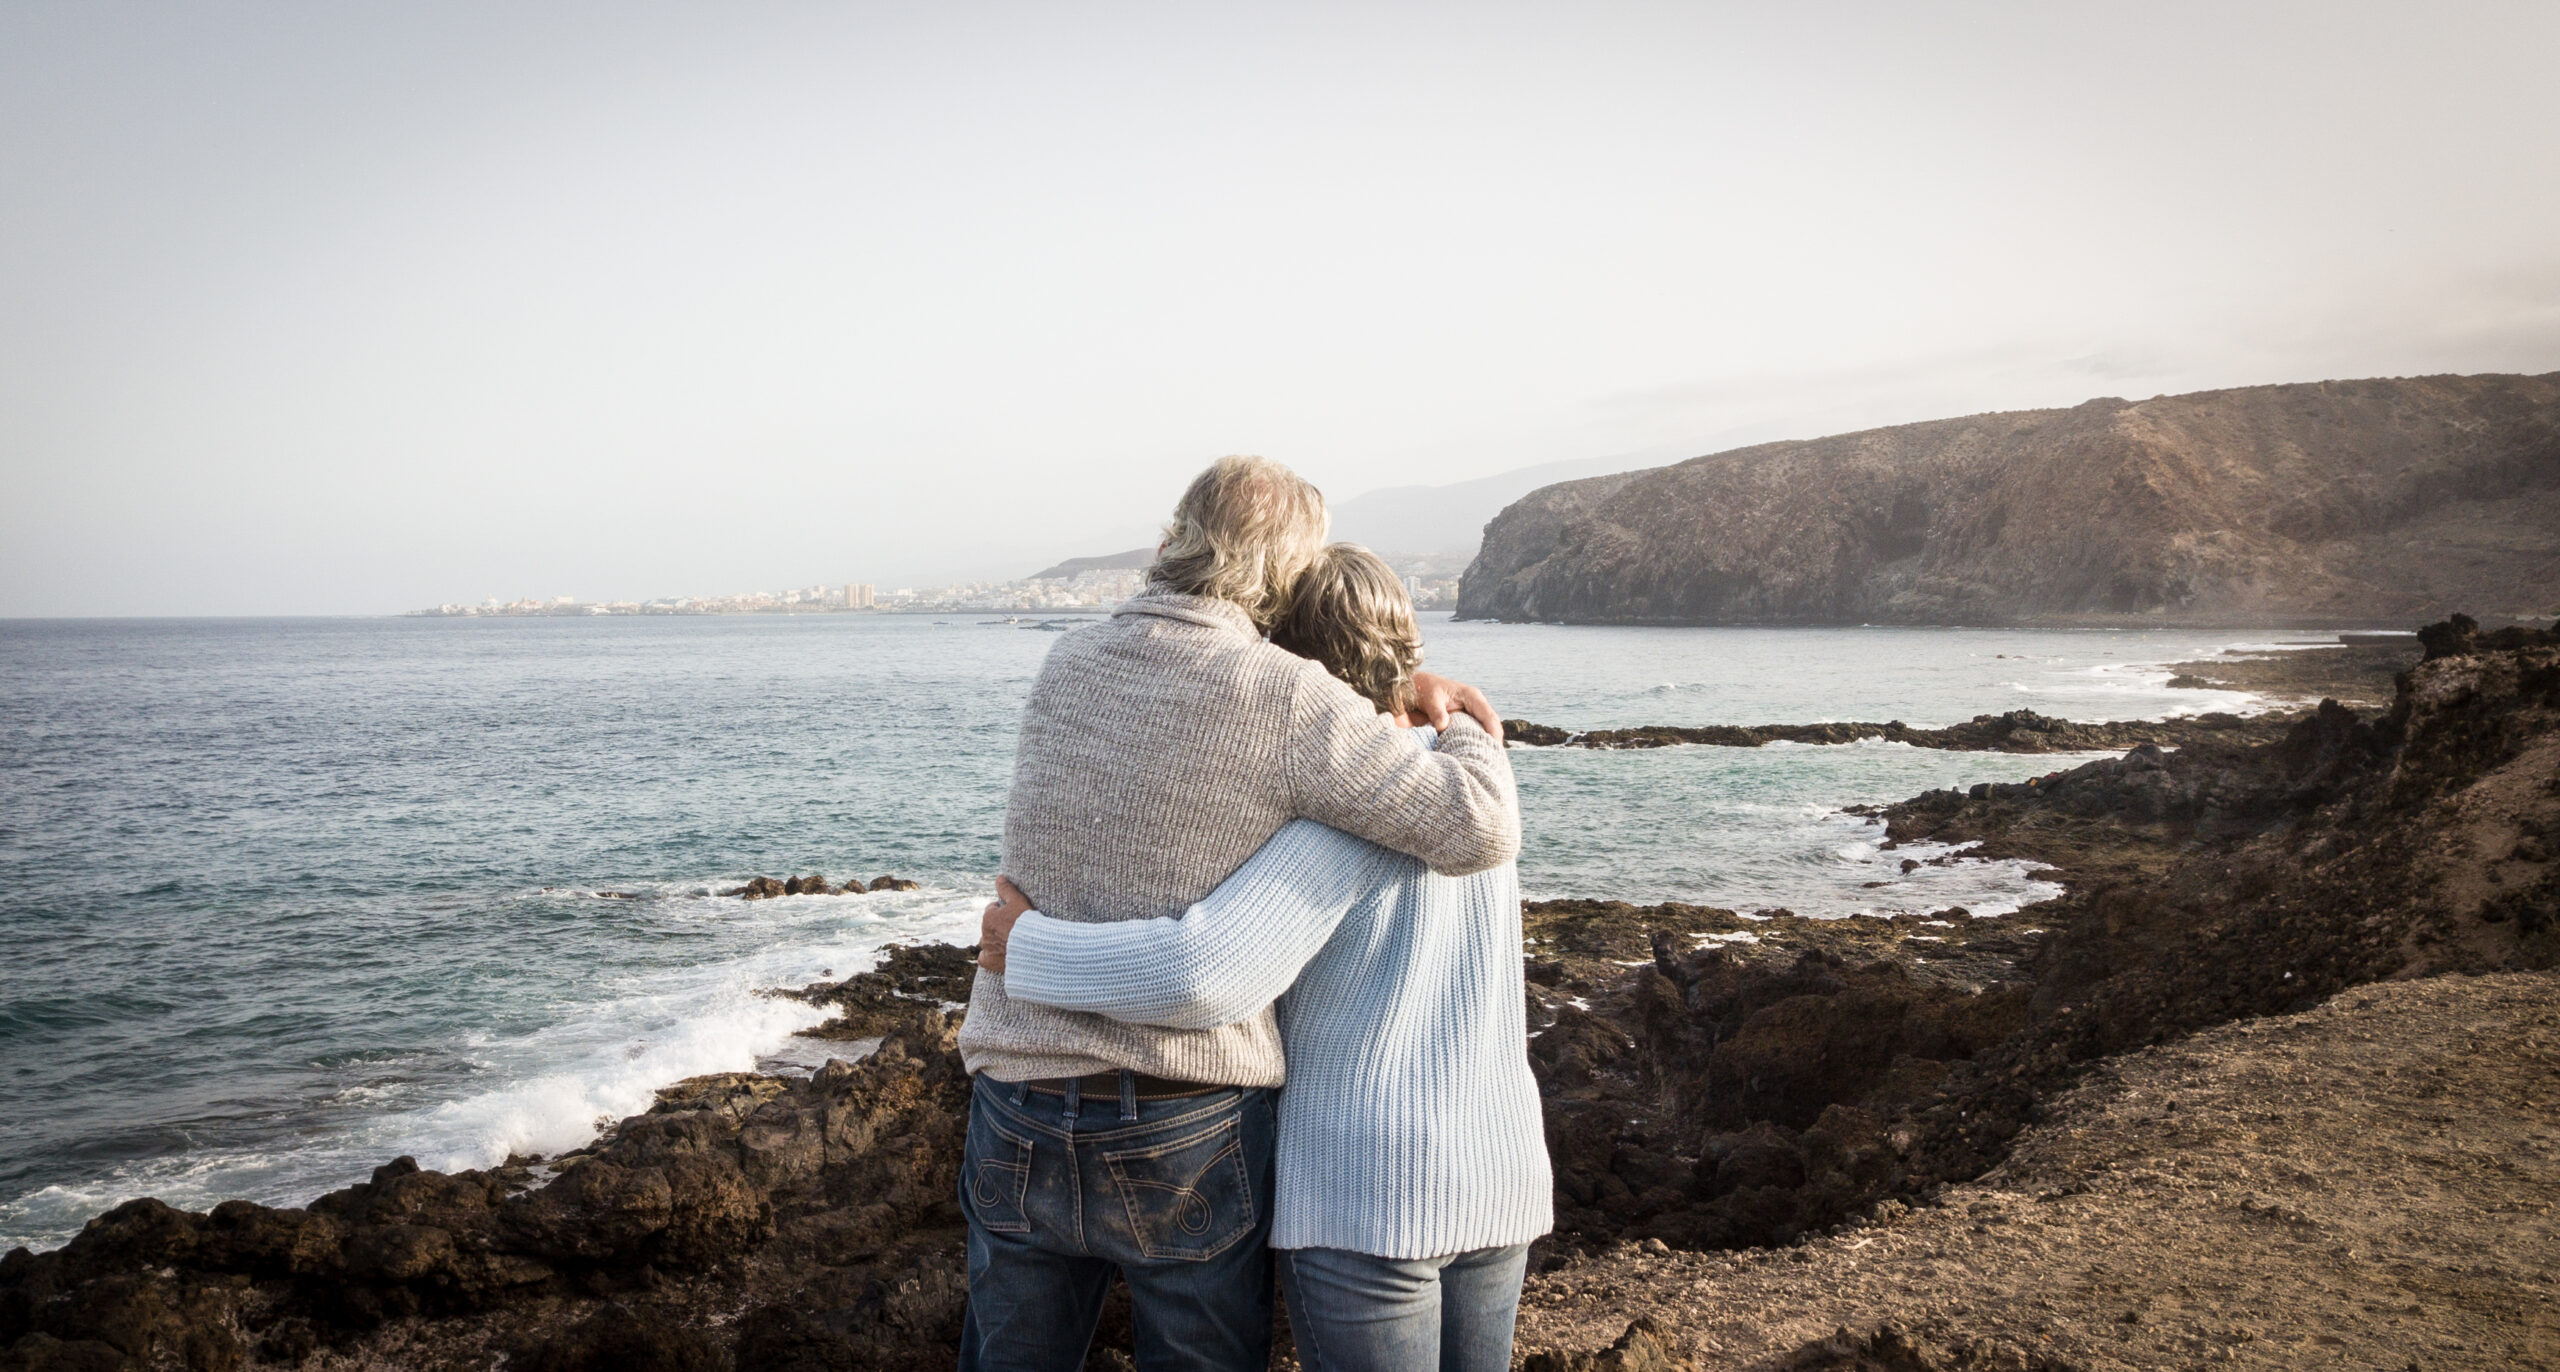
[1148,456,1330,632]
[1270,544,1423,715]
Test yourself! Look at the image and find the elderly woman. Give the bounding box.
[981,544,1552,1372]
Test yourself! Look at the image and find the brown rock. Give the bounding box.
[1505,719,1575,747]
[204,1200,346,1276]
[0,1004,981,1367]
[649,1073,785,1123]
[342,1221,458,1283]
[784,944,977,1040]
[1746,1321,2071,1370]
[737,1099,825,1190]
[1520,709,2293,756]
[516,1303,726,1372]
[0,1333,129,1372]
[1523,1316,1681,1371]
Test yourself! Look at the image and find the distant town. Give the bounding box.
[407,560,1461,618]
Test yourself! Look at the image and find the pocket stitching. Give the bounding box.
[1102,1122,1254,1260]
[969,1115,1035,1235]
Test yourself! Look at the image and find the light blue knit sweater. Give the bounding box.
[999,754,1553,1258]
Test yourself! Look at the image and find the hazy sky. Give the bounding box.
[5,2,2556,615]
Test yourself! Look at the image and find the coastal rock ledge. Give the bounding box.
[5,617,2553,1369]
[0,1013,975,1372]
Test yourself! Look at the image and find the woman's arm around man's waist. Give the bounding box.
[996,819,1395,1030]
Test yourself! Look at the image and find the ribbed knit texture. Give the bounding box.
[957,592,1521,1087]
[1003,802,1554,1259]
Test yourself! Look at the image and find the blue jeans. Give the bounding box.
[958,1073,1277,1372]
[1276,1243,1530,1372]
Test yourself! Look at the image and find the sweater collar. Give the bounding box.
[1113,591,1261,639]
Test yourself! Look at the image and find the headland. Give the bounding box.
[1458,372,2560,629]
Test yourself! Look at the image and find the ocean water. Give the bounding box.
[0,613,2295,1251]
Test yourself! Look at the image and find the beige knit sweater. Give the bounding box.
[957,592,1521,1086]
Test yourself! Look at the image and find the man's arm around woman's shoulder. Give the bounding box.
[1285,668,1520,878]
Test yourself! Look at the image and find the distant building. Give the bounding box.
[1404,575,1423,595]
[844,583,876,609]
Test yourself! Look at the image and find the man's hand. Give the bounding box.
[1411,670,1503,742]
[976,875,1033,975]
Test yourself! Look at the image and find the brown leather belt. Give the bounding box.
[1017,1071,1228,1100]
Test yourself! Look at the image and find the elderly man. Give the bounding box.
[956,456,1517,1372]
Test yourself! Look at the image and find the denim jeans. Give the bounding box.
[958,1072,1277,1372]
[1276,1243,1530,1372]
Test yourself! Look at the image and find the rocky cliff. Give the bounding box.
[1458,372,2560,626]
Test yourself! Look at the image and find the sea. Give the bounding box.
[0,613,2309,1252]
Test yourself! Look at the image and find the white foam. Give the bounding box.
[391,887,985,1175]
[1817,814,2071,920]
[405,989,833,1171]
[0,881,988,1252]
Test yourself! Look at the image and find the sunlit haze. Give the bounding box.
[5,2,2556,614]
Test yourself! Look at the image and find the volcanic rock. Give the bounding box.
[0,1011,974,1369]
[783,943,977,1040]
[1503,710,2291,754]
[1516,616,2556,1269]
[721,874,855,899]
[1505,718,1576,747]
[514,1303,726,1372]
[13,615,2554,1370]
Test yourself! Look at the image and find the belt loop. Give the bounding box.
[1011,1079,1029,1107]
[1119,1068,1139,1121]
[1062,1076,1080,1131]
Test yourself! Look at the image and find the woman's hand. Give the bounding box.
[977,875,1033,974]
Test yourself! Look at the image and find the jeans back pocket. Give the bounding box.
[1100,1116,1255,1261]
[964,1107,1034,1235]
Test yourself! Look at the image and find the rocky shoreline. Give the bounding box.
[1503,634,2420,752]
[1502,708,2281,754]
[6,619,2552,1370]
[1510,615,2556,1366]
[718,875,921,900]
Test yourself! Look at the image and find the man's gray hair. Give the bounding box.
[1148,456,1330,631]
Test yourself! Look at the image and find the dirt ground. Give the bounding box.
[1511,970,2560,1370]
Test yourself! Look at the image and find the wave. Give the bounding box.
[0,882,985,1253]
[1820,817,2065,920]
